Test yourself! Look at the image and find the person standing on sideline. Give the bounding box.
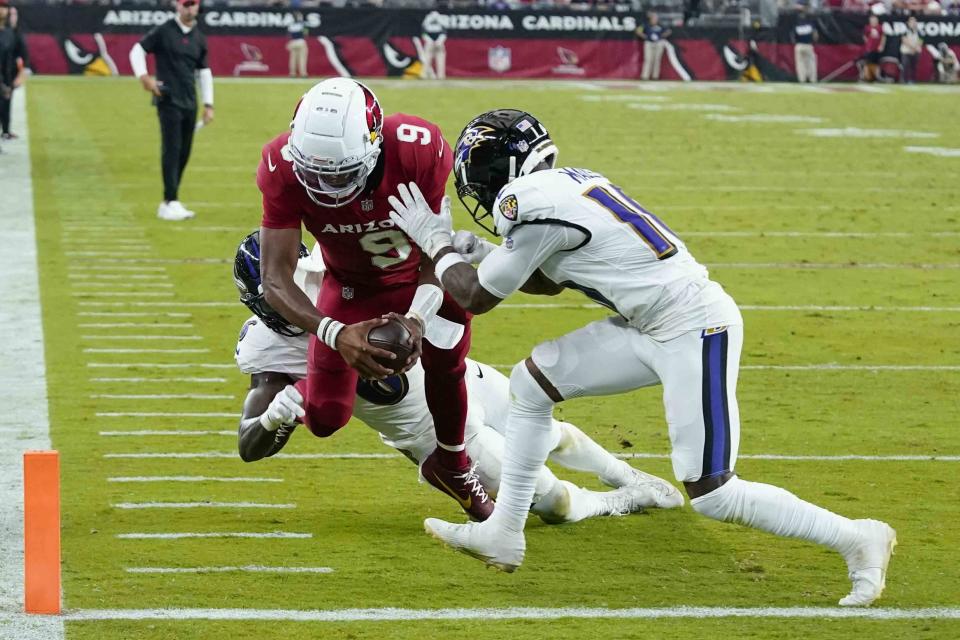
[420,11,447,80]
[129,0,214,221]
[936,43,959,83]
[899,17,922,84]
[286,12,308,78]
[0,0,28,142]
[792,3,818,83]
[637,12,671,80]
[861,14,885,82]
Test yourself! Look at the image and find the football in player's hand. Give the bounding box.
[366,317,415,373]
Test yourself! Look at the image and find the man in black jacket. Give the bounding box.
[0,0,28,144]
[129,0,214,221]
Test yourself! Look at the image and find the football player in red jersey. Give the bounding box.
[255,78,492,521]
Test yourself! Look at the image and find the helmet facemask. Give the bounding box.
[288,79,384,208]
[454,110,557,236]
[234,231,311,337]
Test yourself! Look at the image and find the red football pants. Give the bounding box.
[302,273,471,450]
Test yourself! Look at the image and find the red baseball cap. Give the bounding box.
[0,1,11,8]
[177,0,198,6]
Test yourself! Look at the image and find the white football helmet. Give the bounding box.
[286,78,384,208]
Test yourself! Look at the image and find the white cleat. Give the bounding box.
[597,484,668,516]
[157,201,194,221]
[423,518,525,573]
[616,469,685,509]
[838,519,897,607]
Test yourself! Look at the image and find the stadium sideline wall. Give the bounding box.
[17,7,960,81]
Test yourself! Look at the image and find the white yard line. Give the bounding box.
[488,363,958,372]
[99,430,235,437]
[107,476,282,483]
[78,312,192,318]
[4,605,959,623]
[83,348,210,354]
[0,86,65,638]
[79,324,195,329]
[125,566,332,574]
[116,532,312,540]
[70,266,166,273]
[81,336,203,341]
[77,301,235,308]
[111,502,296,509]
[91,394,233,400]
[91,377,227,383]
[72,292,175,298]
[706,262,960,270]
[96,412,235,418]
[619,453,960,462]
[87,363,235,369]
[103,452,400,459]
[102,451,960,462]
[497,303,960,313]
[69,274,167,280]
[680,230,960,238]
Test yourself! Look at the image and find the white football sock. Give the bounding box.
[691,476,861,555]
[488,362,557,534]
[548,420,634,487]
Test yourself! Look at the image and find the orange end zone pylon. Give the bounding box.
[23,450,61,614]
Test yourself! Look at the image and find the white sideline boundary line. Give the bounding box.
[100,451,960,462]
[0,86,65,638]
[489,363,959,372]
[117,532,311,540]
[4,605,959,622]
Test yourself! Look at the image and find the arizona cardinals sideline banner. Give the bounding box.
[15,6,960,81]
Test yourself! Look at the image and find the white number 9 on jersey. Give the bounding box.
[396,124,432,146]
[359,229,412,269]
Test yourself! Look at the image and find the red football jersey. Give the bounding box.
[258,114,453,288]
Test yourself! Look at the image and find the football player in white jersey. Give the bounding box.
[232,231,684,525]
[387,109,896,606]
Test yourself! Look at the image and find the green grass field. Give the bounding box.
[20,77,960,639]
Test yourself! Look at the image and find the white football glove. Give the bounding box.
[260,385,305,432]
[452,230,495,265]
[387,182,453,259]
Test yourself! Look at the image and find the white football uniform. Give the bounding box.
[478,167,744,482]
[235,240,682,521]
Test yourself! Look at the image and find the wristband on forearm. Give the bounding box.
[435,252,467,283]
[316,316,345,350]
[405,284,443,330]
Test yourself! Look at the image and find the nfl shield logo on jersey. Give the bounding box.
[488,46,512,73]
[342,286,354,300]
[361,199,374,212]
[499,194,519,221]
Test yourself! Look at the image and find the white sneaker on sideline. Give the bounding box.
[169,200,196,219]
[157,201,194,221]
[424,518,525,572]
[839,519,897,607]
[615,468,685,509]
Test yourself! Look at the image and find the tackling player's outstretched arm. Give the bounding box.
[238,371,300,462]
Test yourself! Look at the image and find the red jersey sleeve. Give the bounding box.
[257,135,302,230]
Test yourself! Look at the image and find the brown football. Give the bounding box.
[366,317,415,373]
